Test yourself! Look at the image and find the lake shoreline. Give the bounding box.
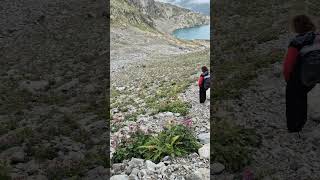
[172,24,210,40]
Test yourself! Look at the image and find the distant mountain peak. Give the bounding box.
[155,0,210,15]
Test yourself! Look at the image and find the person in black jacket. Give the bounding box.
[283,15,317,132]
[198,66,210,103]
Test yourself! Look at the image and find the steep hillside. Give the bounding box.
[110,1,210,180]
[110,0,210,73]
[111,0,155,31]
[156,0,210,15]
[153,1,209,33]
[0,0,108,179]
[111,0,209,33]
[211,0,320,179]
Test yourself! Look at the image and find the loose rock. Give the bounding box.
[198,144,210,159]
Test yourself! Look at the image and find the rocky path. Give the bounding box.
[181,84,210,136]
[216,62,320,179]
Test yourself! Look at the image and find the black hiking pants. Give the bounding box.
[200,87,206,103]
[286,64,315,132]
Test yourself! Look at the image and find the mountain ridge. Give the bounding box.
[156,0,210,15]
[111,0,209,34]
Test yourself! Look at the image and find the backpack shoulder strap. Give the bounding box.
[300,34,320,56]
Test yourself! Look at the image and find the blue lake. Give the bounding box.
[172,24,210,40]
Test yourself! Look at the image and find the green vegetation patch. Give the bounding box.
[212,119,261,172]
[157,99,190,116]
[213,49,284,100]
[0,160,10,180]
[112,130,151,163]
[112,124,201,163]
[111,50,209,123]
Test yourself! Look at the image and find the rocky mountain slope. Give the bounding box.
[111,83,211,180]
[156,0,210,16]
[0,0,108,179]
[111,0,209,33]
[211,0,320,179]
[111,0,210,73]
[110,0,211,179]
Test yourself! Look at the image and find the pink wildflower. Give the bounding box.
[129,124,135,131]
[182,118,193,128]
[242,168,254,180]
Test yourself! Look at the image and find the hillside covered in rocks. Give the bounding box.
[110,0,211,179]
[211,0,320,179]
[0,0,108,179]
[111,0,210,73]
[111,0,209,34]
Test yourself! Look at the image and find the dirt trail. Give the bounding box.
[181,83,210,136]
[223,62,320,179]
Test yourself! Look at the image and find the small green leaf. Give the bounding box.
[170,135,180,146]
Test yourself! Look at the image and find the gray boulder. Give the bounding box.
[197,133,210,144]
[211,163,225,174]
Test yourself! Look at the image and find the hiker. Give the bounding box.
[198,66,210,103]
[283,14,320,132]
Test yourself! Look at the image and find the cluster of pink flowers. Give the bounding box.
[181,118,193,128]
[128,124,136,132]
[111,122,149,149]
[111,117,194,150]
[110,139,117,149]
[164,117,193,129]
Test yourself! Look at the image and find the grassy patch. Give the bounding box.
[256,29,280,44]
[0,119,19,136]
[0,127,34,152]
[0,161,10,180]
[34,145,58,161]
[213,49,284,100]
[83,150,109,168]
[0,82,32,114]
[111,124,122,133]
[211,119,261,172]
[46,161,86,180]
[147,81,192,115]
[158,99,190,116]
[124,109,146,121]
[112,130,151,163]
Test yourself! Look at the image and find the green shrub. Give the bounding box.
[112,131,151,163]
[212,119,261,172]
[213,50,284,100]
[0,161,10,180]
[34,145,58,161]
[112,124,200,163]
[139,124,201,162]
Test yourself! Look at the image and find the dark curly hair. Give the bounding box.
[201,66,208,73]
[292,14,316,34]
